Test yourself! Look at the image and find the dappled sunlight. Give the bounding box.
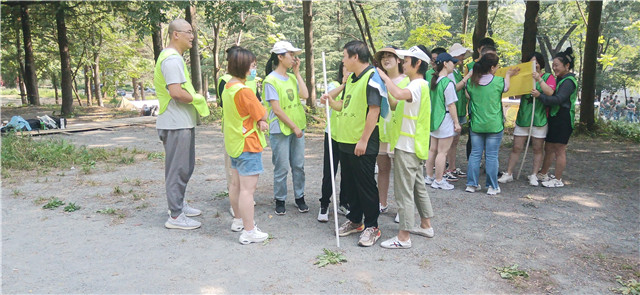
[561,195,601,208]
[200,286,227,294]
[493,211,530,218]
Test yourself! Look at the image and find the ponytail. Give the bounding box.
[265,53,281,76]
[470,52,499,86]
[430,63,444,90]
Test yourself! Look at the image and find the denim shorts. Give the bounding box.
[230,152,264,176]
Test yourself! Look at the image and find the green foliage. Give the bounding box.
[97,208,117,215]
[147,152,164,160]
[495,264,529,280]
[63,202,81,212]
[405,23,453,49]
[577,120,640,143]
[612,276,640,295]
[214,191,229,200]
[314,248,347,268]
[113,186,124,195]
[42,197,65,210]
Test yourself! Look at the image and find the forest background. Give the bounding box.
[1,0,639,131]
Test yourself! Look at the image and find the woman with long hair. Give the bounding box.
[465,52,519,195]
[532,47,578,188]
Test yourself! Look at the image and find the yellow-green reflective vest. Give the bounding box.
[217,74,232,99]
[429,76,454,131]
[334,68,375,144]
[467,76,505,133]
[154,49,209,117]
[550,75,578,129]
[262,73,307,136]
[390,80,432,160]
[245,79,258,95]
[222,83,266,158]
[517,72,552,127]
[378,76,410,143]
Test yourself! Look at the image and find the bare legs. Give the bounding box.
[377,154,392,208]
[539,142,567,179]
[425,136,454,182]
[446,133,461,172]
[229,169,259,231]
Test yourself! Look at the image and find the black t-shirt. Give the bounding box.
[338,65,382,155]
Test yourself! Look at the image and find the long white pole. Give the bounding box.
[322,52,340,248]
[517,61,537,180]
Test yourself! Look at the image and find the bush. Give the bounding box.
[575,120,640,143]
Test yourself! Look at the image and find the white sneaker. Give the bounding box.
[182,202,202,217]
[317,207,329,223]
[239,227,269,245]
[528,174,539,186]
[497,172,513,184]
[374,164,379,174]
[487,186,502,195]
[379,203,389,213]
[424,175,435,185]
[410,226,435,238]
[431,179,454,190]
[380,236,412,249]
[394,213,399,223]
[537,172,555,182]
[542,178,564,188]
[465,184,481,193]
[229,206,235,218]
[165,213,201,230]
[231,218,244,232]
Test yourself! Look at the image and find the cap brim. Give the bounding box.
[394,49,411,59]
[291,48,303,56]
[374,48,398,61]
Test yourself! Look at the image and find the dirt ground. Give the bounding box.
[1,112,639,293]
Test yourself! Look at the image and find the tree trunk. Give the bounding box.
[51,73,59,105]
[84,65,92,106]
[55,3,73,116]
[152,22,163,62]
[472,0,489,60]
[212,23,220,99]
[139,82,146,100]
[357,2,376,55]
[521,1,539,62]
[579,0,602,131]
[537,36,552,73]
[203,74,209,99]
[92,33,103,107]
[185,6,203,94]
[21,3,40,105]
[72,79,83,106]
[132,77,140,100]
[14,13,27,105]
[462,0,470,37]
[303,0,316,108]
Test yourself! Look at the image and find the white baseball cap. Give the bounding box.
[449,43,472,59]
[395,46,431,64]
[270,41,302,55]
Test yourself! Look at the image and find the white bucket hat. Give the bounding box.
[449,43,472,59]
[395,46,431,64]
[270,41,302,55]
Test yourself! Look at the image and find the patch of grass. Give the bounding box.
[82,161,96,174]
[314,248,347,267]
[63,202,81,212]
[12,189,21,196]
[214,191,229,199]
[201,104,222,125]
[147,152,164,160]
[135,202,149,210]
[97,208,117,215]
[419,258,431,269]
[132,193,145,201]
[113,186,124,195]
[42,197,65,209]
[612,276,640,294]
[262,234,274,246]
[495,264,529,280]
[575,120,640,143]
[119,156,135,164]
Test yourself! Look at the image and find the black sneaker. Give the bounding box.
[275,200,286,215]
[295,196,309,213]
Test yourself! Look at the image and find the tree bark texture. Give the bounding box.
[537,36,552,73]
[52,73,59,105]
[303,0,316,108]
[14,12,27,105]
[21,3,40,105]
[357,2,376,55]
[521,1,539,62]
[462,0,470,37]
[472,0,488,60]
[212,23,220,98]
[132,77,140,100]
[55,3,73,116]
[140,82,146,100]
[84,65,92,106]
[580,0,602,130]
[152,22,163,62]
[185,6,203,94]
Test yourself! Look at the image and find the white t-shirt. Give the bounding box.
[156,51,197,130]
[395,79,427,154]
[430,76,458,139]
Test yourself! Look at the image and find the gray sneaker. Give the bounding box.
[338,220,364,237]
[358,227,381,247]
[165,213,201,230]
[182,202,202,217]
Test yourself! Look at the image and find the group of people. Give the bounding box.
[154,19,579,248]
[599,95,638,122]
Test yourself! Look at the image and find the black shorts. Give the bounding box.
[545,107,573,144]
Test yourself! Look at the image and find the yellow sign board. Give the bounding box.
[495,61,536,98]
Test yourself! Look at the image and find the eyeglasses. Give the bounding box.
[176,30,194,35]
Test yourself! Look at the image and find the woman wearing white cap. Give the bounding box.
[377,45,435,249]
[263,40,309,215]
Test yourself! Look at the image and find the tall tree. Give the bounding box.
[55,2,73,116]
[91,30,103,106]
[185,5,202,94]
[21,3,40,105]
[14,7,27,105]
[580,1,603,131]
[472,0,489,59]
[462,0,470,38]
[303,0,315,107]
[521,0,539,62]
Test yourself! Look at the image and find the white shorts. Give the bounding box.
[513,124,548,139]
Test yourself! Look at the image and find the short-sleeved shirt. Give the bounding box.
[156,54,197,130]
[395,79,425,153]
[430,76,459,139]
[228,82,267,152]
[264,71,298,134]
[338,65,382,155]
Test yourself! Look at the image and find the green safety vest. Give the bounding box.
[333,68,375,144]
[467,76,505,133]
[262,73,307,136]
[429,76,453,131]
[549,75,578,129]
[245,79,258,95]
[378,76,410,143]
[154,49,209,117]
[453,69,467,117]
[516,72,552,127]
[466,60,476,73]
[222,83,266,158]
[425,68,436,81]
[389,80,431,160]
